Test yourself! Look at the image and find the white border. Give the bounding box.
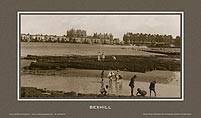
[17,11,184,101]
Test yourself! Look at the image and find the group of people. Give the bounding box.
[100,70,123,95]
[100,71,157,97]
[97,51,157,97]
[98,51,105,62]
[129,75,157,97]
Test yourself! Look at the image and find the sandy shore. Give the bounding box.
[20,87,164,99]
[20,57,181,98]
[20,43,181,98]
[22,68,178,84]
[21,69,180,98]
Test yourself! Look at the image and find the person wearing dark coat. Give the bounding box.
[129,75,136,96]
[149,80,157,96]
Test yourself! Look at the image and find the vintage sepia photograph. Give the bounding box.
[18,12,183,101]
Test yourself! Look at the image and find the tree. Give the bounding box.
[123,33,130,45]
[174,36,181,47]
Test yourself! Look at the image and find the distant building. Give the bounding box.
[21,29,121,45]
[113,38,120,45]
[92,33,114,44]
[20,34,69,43]
[123,32,181,47]
[67,29,87,38]
[21,33,31,42]
[30,34,45,42]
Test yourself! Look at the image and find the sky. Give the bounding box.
[21,15,181,39]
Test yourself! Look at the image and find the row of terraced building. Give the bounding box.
[21,29,120,45]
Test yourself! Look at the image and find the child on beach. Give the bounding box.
[100,85,109,95]
[129,75,136,96]
[149,80,157,96]
[136,88,147,96]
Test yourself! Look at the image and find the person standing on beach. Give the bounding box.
[108,71,114,82]
[149,80,157,96]
[101,70,104,81]
[129,75,136,96]
[101,51,105,61]
[100,79,104,92]
[112,56,117,69]
[98,51,101,61]
[104,85,109,95]
[107,71,114,93]
[115,70,120,81]
[112,56,116,61]
[118,74,123,90]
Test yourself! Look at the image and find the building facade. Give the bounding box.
[21,29,120,45]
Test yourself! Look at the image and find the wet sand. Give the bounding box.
[21,69,180,98]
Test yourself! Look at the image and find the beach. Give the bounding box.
[21,69,180,98]
[20,42,181,98]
